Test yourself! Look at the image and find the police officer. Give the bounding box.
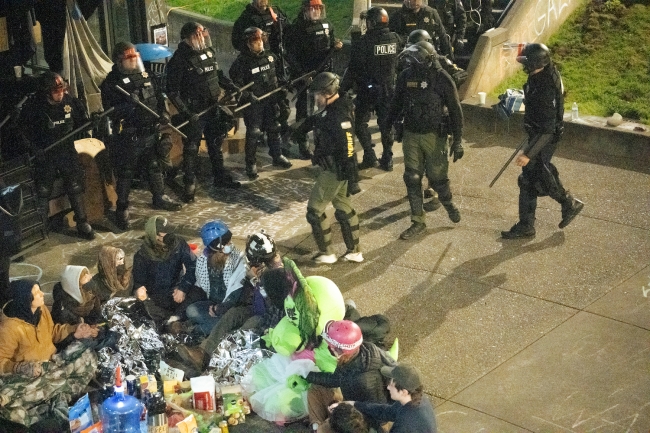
[388,42,463,240]
[167,22,240,203]
[101,42,181,230]
[340,7,400,172]
[501,43,583,239]
[291,72,362,264]
[389,0,453,60]
[229,27,293,180]
[19,72,95,239]
[232,0,292,146]
[286,0,343,160]
[431,0,467,53]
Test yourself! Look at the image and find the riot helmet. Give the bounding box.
[407,29,432,47]
[516,43,551,74]
[112,42,145,75]
[40,71,67,104]
[251,0,269,13]
[310,71,340,109]
[322,320,363,357]
[303,0,326,21]
[365,7,389,30]
[403,41,437,67]
[181,21,210,51]
[244,27,268,54]
[245,230,277,266]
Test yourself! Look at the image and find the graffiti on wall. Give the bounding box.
[533,0,574,37]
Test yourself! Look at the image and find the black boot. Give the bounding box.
[182,180,196,203]
[272,155,293,169]
[442,201,461,223]
[358,150,378,170]
[400,222,426,240]
[502,185,537,239]
[68,193,95,240]
[378,153,393,172]
[115,204,130,230]
[181,146,198,202]
[559,194,584,229]
[246,163,259,180]
[501,222,536,239]
[297,140,313,160]
[434,180,460,223]
[150,173,182,211]
[114,177,131,230]
[209,140,241,188]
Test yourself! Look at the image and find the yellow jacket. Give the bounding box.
[0,307,75,374]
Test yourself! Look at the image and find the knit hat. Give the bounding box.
[381,364,422,393]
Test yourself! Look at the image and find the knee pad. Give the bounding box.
[334,209,355,223]
[518,173,537,194]
[183,143,198,157]
[403,170,422,188]
[306,207,325,227]
[246,127,264,143]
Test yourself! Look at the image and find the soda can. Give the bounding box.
[125,374,137,396]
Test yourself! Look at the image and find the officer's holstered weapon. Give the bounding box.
[0,96,29,130]
[114,85,187,139]
[175,81,255,130]
[489,137,527,188]
[29,107,115,160]
[234,71,316,114]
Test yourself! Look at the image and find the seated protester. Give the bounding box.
[342,364,437,433]
[330,403,370,433]
[185,220,248,336]
[91,246,133,302]
[304,320,396,433]
[51,265,102,325]
[133,215,205,328]
[178,229,284,372]
[0,280,98,428]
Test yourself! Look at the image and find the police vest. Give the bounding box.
[401,8,444,52]
[403,67,444,134]
[247,53,278,96]
[186,48,222,108]
[304,21,331,53]
[250,11,276,50]
[118,71,158,124]
[44,95,75,138]
[365,28,400,89]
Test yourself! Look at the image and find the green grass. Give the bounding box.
[166,0,355,39]
[493,2,650,124]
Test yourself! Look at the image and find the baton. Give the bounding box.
[237,71,316,113]
[489,138,527,188]
[0,96,29,130]
[114,85,187,139]
[291,46,337,102]
[29,107,115,160]
[175,81,255,130]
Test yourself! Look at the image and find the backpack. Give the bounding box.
[494,88,525,120]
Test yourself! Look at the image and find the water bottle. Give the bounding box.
[102,366,145,433]
[571,102,579,121]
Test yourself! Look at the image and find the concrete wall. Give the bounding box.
[459,0,587,100]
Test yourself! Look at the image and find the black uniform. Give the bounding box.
[166,41,239,198]
[232,4,292,137]
[293,95,361,257]
[432,0,466,51]
[388,61,463,234]
[100,65,177,221]
[389,5,453,60]
[513,64,582,232]
[229,47,288,177]
[20,92,90,228]
[286,14,337,151]
[341,27,400,168]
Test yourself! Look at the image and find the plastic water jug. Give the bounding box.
[102,366,145,433]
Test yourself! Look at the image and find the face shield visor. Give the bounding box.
[47,76,68,104]
[247,30,268,54]
[188,27,211,51]
[252,0,269,13]
[304,4,326,21]
[117,48,145,74]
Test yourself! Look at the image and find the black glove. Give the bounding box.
[130,93,140,102]
[158,112,171,125]
[241,91,259,104]
[450,139,464,162]
[554,121,564,142]
[90,112,104,131]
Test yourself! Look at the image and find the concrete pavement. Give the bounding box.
[7,108,650,432]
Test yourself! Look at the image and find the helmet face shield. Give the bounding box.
[45,74,67,103]
[188,27,210,51]
[245,28,268,53]
[252,0,269,13]
[304,1,326,21]
[118,48,145,74]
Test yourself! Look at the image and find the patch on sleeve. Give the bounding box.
[340,121,352,129]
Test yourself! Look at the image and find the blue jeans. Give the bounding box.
[186,300,222,335]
